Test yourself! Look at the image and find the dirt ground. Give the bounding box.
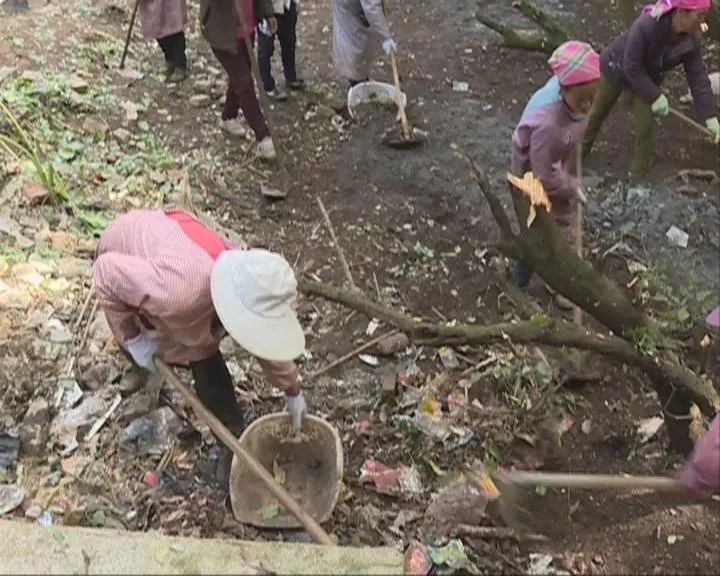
[1,0,719,574]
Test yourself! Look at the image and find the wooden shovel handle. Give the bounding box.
[503,470,683,491]
[573,144,583,327]
[119,0,142,69]
[154,358,335,546]
[389,53,412,139]
[669,107,716,140]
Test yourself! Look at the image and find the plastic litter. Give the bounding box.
[118,407,182,456]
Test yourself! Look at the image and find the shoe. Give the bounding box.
[221,118,247,138]
[287,79,306,92]
[266,87,288,101]
[256,136,276,160]
[169,67,187,83]
[163,62,176,82]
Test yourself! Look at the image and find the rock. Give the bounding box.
[32,339,64,360]
[78,363,114,391]
[76,237,97,254]
[57,257,90,279]
[19,398,50,457]
[189,94,211,107]
[423,483,488,540]
[48,231,74,251]
[118,392,156,424]
[117,68,144,81]
[88,311,113,343]
[82,116,109,135]
[0,485,24,516]
[68,75,89,93]
[113,128,131,142]
[118,368,148,394]
[0,66,16,85]
[376,333,410,356]
[21,70,41,82]
[121,100,139,123]
[22,183,48,206]
[260,183,286,199]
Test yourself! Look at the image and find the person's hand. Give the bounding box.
[268,16,278,35]
[285,391,307,432]
[651,93,669,117]
[705,117,720,144]
[382,38,397,56]
[126,334,158,372]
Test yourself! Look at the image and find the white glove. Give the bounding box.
[258,18,272,37]
[382,38,397,56]
[285,391,307,432]
[126,334,158,372]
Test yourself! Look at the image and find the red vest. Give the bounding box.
[165,211,226,261]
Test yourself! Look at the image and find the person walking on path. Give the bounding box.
[93,209,308,482]
[582,0,719,186]
[139,0,189,82]
[257,0,305,101]
[510,41,601,310]
[200,0,278,160]
[331,0,397,87]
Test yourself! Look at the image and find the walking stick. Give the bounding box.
[120,0,142,70]
[154,358,335,546]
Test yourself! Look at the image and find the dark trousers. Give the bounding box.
[257,4,298,92]
[212,39,269,141]
[190,351,245,436]
[157,31,187,69]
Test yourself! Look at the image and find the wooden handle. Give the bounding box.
[119,0,142,69]
[669,107,716,140]
[154,359,335,546]
[389,53,412,139]
[573,144,583,327]
[503,470,683,491]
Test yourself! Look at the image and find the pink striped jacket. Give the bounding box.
[92,209,297,391]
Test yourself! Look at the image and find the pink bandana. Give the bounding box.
[548,41,601,87]
[642,0,711,18]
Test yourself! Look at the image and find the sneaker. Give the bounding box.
[256,136,276,160]
[221,118,247,138]
[169,67,187,83]
[287,79,306,92]
[266,87,288,101]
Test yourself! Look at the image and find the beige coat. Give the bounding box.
[331,0,392,82]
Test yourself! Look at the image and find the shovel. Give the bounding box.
[469,464,684,537]
[119,0,141,69]
[382,53,427,149]
[669,106,718,143]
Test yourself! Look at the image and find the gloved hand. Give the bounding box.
[258,18,272,36]
[285,391,307,432]
[680,415,719,496]
[382,38,397,56]
[126,334,158,372]
[651,93,669,117]
[705,117,720,144]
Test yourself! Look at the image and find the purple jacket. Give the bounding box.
[601,12,716,121]
[510,77,583,230]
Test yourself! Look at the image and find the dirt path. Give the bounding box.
[1,1,718,574]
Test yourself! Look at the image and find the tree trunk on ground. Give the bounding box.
[475,1,569,54]
[2,0,29,13]
[457,153,716,453]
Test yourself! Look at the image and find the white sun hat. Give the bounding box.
[210,249,305,362]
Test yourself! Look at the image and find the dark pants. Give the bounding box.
[157,31,187,70]
[212,39,270,141]
[257,5,298,92]
[190,351,245,436]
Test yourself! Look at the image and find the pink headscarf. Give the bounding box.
[548,41,601,87]
[642,0,711,18]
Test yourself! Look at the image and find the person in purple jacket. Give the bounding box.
[582,0,719,185]
[680,414,719,497]
[510,41,601,310]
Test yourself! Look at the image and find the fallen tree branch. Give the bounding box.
[317,197,357,291]
[298,279,719,416]
[474,0,569,54]
[309,329,399,378]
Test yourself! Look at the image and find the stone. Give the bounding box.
[57,256,90,279]
[19,398,50,457]
[78,363,114,391]
[189,94,211,107]
[48,231,74,251]
[67,75,89,94]
[118,392,155,424]
[113,128,131,142]
[89,311,113,343]
[121,100,139,123]
[0,519,403,574]
[22,183,48,206]
[82,116,109,135]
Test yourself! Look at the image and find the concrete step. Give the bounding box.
[0,520,403,575]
